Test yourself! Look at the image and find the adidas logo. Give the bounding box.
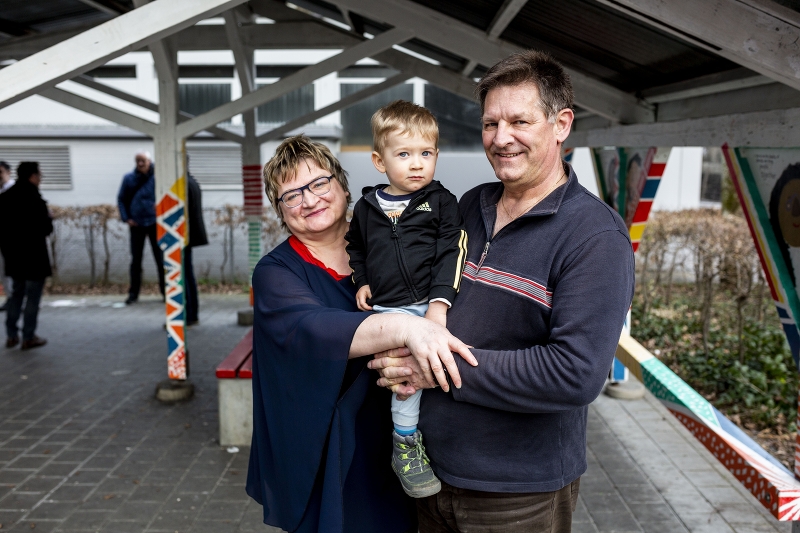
[416,202,432,212]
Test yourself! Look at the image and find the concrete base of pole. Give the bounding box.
[604,380,646,400]
[156,379,195,403]
[237,308,254,326]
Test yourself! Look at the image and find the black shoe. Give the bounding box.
[187,319,199,327]
[0,303,7,312]
[124,296,138,305]
[21,336,46,351]
[6,337,19,348]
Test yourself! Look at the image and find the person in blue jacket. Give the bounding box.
[117,151,165,304]
[246,135,477,533]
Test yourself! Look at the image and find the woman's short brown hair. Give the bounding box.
[476,50,574,122]
[263,135,351,228]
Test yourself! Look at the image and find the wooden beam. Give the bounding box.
[487,0,528,41]
[70,75,243,142]
[328,0,654,123]
[176,27,414,138]
[257,72,412,142]
[39,87,158,136]
[565,107,800,148]
[0,0,249,110]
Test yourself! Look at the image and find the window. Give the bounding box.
[0,146,71,190]
[340,83,413,148]
[186,144,242,190]
[256,84,315,125]
[85,65,136,78]
[424,85,482,151]
[179,84,231,120]
[701,147,724,203]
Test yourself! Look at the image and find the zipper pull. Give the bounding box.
[476,241,490,271]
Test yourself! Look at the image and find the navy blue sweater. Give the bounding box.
[419,166,635,493]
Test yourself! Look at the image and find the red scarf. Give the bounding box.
[289,236,349,281]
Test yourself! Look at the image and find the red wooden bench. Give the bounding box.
[216,328,253,446]
[216,328,253,379]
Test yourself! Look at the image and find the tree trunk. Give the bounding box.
[102,221,110,285]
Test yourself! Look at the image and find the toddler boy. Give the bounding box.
[345,100,467,498]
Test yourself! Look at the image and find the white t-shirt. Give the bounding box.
[0,179,15,194]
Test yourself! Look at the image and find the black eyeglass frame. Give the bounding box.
[278,176,335,208]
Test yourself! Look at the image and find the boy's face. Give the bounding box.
[372,130,438,196]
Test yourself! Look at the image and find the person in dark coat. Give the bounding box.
[247,135,475,533]
[184,173,208,325]
[0,162,52,350]
[117,151,165,304]
[0,160,14,312]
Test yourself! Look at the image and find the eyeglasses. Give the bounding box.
[279,176,334,208]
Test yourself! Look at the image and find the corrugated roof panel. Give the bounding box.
[502,0,739,92]
[409,0,498,32]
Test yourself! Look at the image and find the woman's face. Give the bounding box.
[277,158,348,238]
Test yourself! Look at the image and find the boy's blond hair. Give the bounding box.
[371,100,439,154]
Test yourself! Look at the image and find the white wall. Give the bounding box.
[651,147,704,212]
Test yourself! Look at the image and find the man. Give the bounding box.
[371,51,635,532]
[117,151,165,305]
[0,161,14,312]
[0,162,52,350]
[184,171,208,326]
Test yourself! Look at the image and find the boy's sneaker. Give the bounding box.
[391,430,441,498]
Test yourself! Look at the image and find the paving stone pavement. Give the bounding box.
[0,293,792,532]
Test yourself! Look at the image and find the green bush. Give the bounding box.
[633,286,797,432]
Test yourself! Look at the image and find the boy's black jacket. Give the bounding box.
[345,180,467,307]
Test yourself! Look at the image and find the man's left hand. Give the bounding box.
[368,347,433,400]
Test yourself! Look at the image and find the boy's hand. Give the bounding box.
[356,285,373,311]
[424,301,448,328]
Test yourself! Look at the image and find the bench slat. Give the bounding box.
[216,328,253,378]
[239,353,253,378]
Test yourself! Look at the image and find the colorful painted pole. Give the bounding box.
[156,140,189,380]
[243,162,263,303]
[590,146,671,381]
[723,146,800,484]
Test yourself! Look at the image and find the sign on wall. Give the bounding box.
[591,147,670,252]
[724,146,800,369]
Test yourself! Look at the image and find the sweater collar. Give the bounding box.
[480,162,578,219]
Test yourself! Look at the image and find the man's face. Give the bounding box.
[135,155,151,174]
[481,82,572,190]
[29,173,41,188]
[0,167,9,185]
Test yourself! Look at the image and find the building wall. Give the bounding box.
[0,47,710,284]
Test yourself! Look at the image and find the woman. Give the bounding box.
[246,135,475,533]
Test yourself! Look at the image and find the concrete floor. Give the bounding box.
[0,293,791,532]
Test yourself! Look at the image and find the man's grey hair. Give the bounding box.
[476,50,574,123]
[135,150,152,161]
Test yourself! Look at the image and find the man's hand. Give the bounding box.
[356,285,373,311]
[368,347,427,400]
[127,219,137,227]
[400,318,477,392]
[424,301,448,328]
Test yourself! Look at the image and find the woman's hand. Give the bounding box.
[368,347,429,399]
[400,318,477,392]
